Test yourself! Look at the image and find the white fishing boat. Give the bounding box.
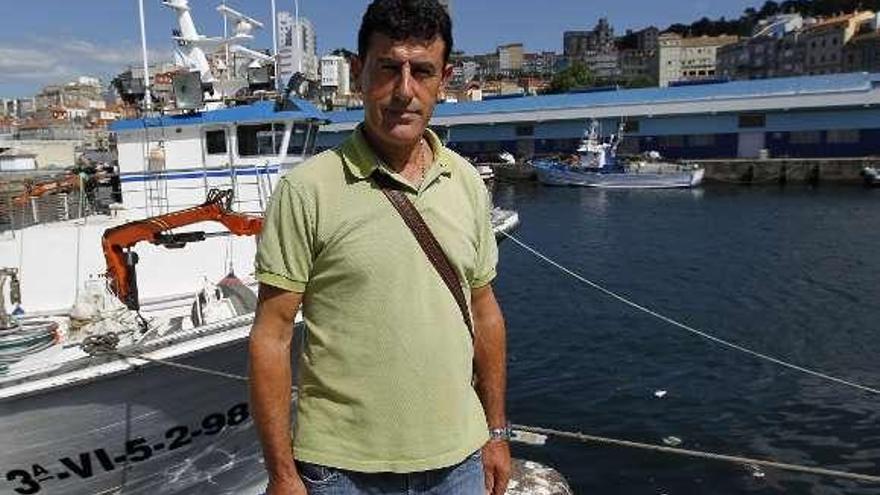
[0,4,534,495]
[534,120,704,189]
[0,91,318,495]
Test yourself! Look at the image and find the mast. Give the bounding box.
[295,0,302,74]
[138,0,152,111]
[223,0,230,79]
[271,0,279,91]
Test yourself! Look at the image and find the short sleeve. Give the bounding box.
[470,183,498,288]
[254,178,315,293]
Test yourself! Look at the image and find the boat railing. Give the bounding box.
[121,165,272,217]
[0,184,116,234]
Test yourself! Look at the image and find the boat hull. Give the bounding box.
[490,163,537,181]
[535,163,704,189]
[0,333,278,495]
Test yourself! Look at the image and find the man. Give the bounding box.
[249,1,510,494]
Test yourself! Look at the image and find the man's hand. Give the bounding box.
[266,475,308,495]
[482,440,511,495]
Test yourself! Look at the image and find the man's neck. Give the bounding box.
[362,125,424,174]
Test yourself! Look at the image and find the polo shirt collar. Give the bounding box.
[340,124,452,182]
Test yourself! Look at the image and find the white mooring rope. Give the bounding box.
[511,424,880,484]
[500,231,880,396]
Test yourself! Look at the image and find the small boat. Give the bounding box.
[490,152,537,182]
[534,120,704,189]
[861,166,880,186]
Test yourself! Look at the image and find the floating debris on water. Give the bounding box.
[513,429,548,446]
[747,464,766,478]
[662,436,683,447]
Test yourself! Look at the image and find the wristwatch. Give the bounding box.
[488,424,513,442]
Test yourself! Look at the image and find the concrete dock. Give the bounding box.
[684,157,877,185]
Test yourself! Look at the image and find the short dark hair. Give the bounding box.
[358,0,453,63]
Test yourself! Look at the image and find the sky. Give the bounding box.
[0,0,761,98]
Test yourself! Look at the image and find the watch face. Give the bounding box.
[489,427,512,441]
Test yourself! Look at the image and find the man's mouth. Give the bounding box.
[385,108,420,121]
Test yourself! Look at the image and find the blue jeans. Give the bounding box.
[294,450,484,495]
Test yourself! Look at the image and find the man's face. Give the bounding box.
[354,33,452,148]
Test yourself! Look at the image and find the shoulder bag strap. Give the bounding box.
[373,173,474,341]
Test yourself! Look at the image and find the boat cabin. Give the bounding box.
[110,98,325,216]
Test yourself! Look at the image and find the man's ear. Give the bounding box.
[440,63,454,92]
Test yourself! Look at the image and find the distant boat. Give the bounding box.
[490,152,537,182]
[861,166,880,187]
[534,120,704,189]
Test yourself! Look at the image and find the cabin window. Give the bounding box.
[826,129,860,144]
[789,131,822,144]
[305,124,318,154]
[237,123,318,157]
[238,124,279,156]
[287,124,308,155]
[738,114,766,128]
[239,123,319,157]
[205,129,227,155]
[623,120,640,133]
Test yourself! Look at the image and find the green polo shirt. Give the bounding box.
[255,125,498,473]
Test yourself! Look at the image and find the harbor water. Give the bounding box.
[493,182,880,494]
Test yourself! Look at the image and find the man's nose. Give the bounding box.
[394,64,415,101]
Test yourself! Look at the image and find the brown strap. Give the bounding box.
[373,173,474,340]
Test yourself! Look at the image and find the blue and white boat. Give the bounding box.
[534,120,704,189]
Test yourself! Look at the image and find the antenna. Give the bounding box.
[138,0,152,111]
[223,0,229,80]
[217,4,265,38]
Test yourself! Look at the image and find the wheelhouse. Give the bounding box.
[111,98,325,216]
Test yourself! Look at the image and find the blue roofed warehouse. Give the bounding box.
[319,72,880,161]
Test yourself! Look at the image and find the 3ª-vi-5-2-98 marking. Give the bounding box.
[4,402,250,494]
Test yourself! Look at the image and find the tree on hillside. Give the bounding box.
[545,62,595,94]
[330,48,356,60]
[623,75,657,89]
[663,0,880,38]
[758,1,782,18]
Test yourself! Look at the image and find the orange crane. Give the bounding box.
[102,189,263,310]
